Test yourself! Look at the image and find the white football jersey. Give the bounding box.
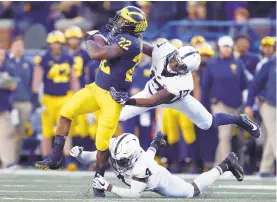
[108,147,164,191]
[148,41,194,103]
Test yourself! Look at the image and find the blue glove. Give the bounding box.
[110,87,129,105]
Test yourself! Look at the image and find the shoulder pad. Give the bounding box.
[152,41,175,64]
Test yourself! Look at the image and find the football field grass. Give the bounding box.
[0,169,276,202]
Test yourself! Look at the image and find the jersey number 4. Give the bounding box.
[145,168,152,176]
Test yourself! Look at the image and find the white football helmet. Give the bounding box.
[167,45,201,75]
[109,133,142,173]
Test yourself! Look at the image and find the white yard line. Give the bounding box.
[0,169,275,181]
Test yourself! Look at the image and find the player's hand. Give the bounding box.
[70,146,84,158]
[92,174,112,192]
[110,87,129,105]
[244,106,254,119]
[84,30,100,41]
[151,131,166,148]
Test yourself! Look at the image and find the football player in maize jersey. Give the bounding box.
[64,26,92,170]
[35,6,147,197]
[32,30,79,159]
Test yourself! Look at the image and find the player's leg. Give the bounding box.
[35,84,100,169]
[94,87,123,197]
[168,95,261,138]
[120,86,154,121]
[157,152,244,198]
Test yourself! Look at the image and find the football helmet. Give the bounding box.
[109,133,142,173]
[166,45,201,75]
[106,6,148,42]
[47,30,65,44]
[64,26,83,39]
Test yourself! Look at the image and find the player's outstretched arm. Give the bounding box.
[93,175,146,198]
[70,146,97,165]
[142,41,154,57]
[84,31,124,60]
[110,87,175,107]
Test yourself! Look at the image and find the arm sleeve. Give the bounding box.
[146,147,157,159]
[245,63,269,107]
[111,179,147,198]
[75,151,97,165]
[201,63,213,109]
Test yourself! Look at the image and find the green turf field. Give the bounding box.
[0,170,276,202]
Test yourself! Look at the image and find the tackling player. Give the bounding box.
[32,31,79,159]
[110,41,261,140]
[35,6,148,197]
[71,132,244,198]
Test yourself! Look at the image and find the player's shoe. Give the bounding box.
[35,156,63,170]
[151,131,166,148]
[223,152,244,182]
[93,188,105,197]
[236,114,261,138]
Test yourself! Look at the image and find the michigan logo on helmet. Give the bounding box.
[64,26,83,39]
[47,30,66,44]
[106,6,148,42]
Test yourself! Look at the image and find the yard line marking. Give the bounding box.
[217,185,276,190]
[1,198,274,201]
[0,169,275,181]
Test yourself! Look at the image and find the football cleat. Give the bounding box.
[224,152,244,182]
[236,114,261,138]
[35,156,63,170]
[151,131,166,148]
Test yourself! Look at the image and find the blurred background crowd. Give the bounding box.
[0,1,276,177]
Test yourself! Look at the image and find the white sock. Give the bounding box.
[193,168,221,193]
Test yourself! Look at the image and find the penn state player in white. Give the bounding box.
[110,42,261,139]
[70,132,244,198]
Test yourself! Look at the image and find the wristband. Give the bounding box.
[84,33,93,42]
[107,184,113,192]
[125,98,136,106]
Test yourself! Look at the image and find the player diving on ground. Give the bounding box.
[110,41,261,139]
[70,132,244,198]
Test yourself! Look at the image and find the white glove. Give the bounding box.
[87,30,100,37]
[70,146,84,158]
[92,174,112,191]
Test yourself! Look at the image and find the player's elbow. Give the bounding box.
[89,50,105,60]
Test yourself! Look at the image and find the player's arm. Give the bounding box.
[142,41,154,57]
[93,174,147,198]
[110,87,175,107]
[84,32,124,60]
[70,146,97,165]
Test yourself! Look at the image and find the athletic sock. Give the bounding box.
[192,168,221,193]
[216,158,230,174]
[52,135,66,161]
[212,113,239,128]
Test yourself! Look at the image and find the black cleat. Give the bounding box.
[224,152,244,182]
[151,131,166,148]
[93,188,105,197]
[35,156,63,170]
[236,114,261,138]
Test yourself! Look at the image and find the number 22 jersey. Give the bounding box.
[95,33,143,92]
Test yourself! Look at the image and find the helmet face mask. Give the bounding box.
[167,50,189,75]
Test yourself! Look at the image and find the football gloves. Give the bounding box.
[84,30,100,41]
[70,146,84,158]
[92,174,113,192]
[110,87,129,105]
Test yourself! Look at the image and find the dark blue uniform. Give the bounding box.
[238,52,260,76]
[34,50,74,96]
[7,56,33,102]
[246,56,276,107]
[202,56,248,108]
[0,63,15,112]
[87,60,100,83]
[95,33,142,91]
[70,49,91,88]
[121,59,154,150]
